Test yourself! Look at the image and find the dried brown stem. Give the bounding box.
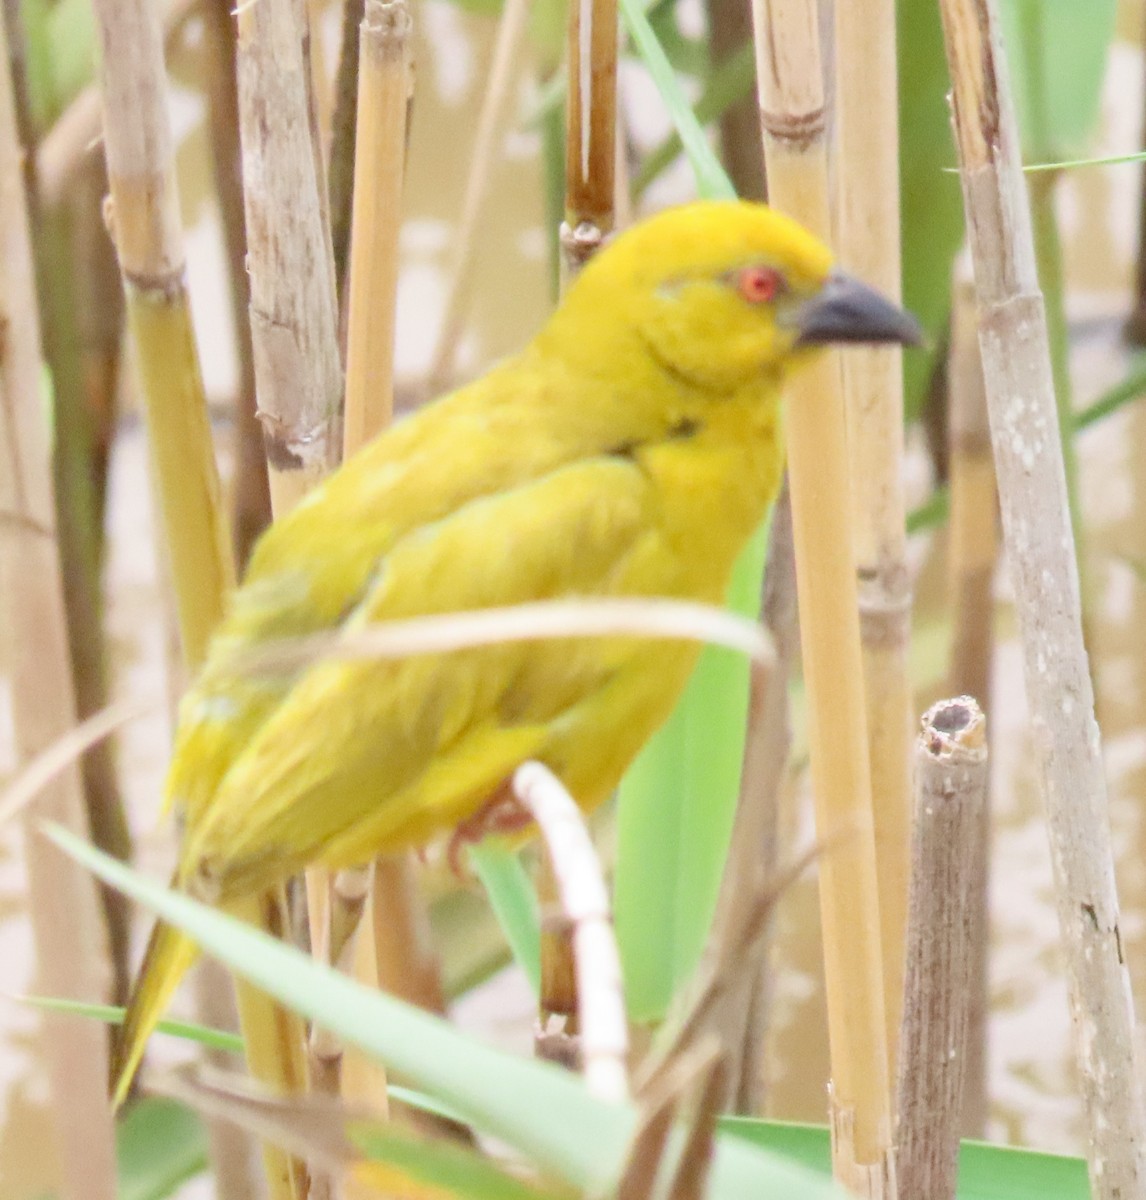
[329,0,367,302]
[753,0,895,1192]
[0,17,117,1197]
[562,0,618,277]
[895,697,988,1200]
[940,0,1146,1192]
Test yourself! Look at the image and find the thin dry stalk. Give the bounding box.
[707,484,795,1111]
[333,6,439,1140]
[617,1038,723,1200]
[328,0,365,301]
[514,761,630,1104]
[342,0,412,453]
[833,0,912,1065]
[896,697,988,1200]
[939,0,1146,1193]
[0,19,117,1198]
[753,1,895,1193]
[424,0,531,394]
[202,0,272,567]
[946,269,996,1137]
[236,0,343,516]
[562,0,618,276]
[704,0,765,200]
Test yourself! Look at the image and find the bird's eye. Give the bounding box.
[737,266,784,305]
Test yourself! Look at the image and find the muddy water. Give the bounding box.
[3,3,1146,1196]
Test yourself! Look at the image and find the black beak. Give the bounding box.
[793,271,923,347]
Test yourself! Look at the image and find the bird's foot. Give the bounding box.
[446,785,535,877]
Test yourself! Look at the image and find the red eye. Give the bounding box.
[738,266,783,304]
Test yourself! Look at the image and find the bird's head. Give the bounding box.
[550,200,921,392]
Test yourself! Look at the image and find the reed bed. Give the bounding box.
[3,0,1146,1198]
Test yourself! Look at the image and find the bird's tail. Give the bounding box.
[111,914,199,1109]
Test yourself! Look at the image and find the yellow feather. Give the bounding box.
[113,199,917,1103]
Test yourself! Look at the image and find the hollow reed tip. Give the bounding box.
[918,695,986,756]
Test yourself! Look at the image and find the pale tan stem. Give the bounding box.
[833,0,912,1070]
[0,21,116,1198]
[896,698,988,1200]
[753,0,895,1192]
[940,0,1146,1193]
[424,0,531,394]
[343,0,412,451]
[515,762,630,1104]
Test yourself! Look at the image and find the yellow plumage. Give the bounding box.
[112,200,918,1104]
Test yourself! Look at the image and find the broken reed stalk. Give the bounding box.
[235,0,356,1191]
[945,269,996,1137]
[833,0,913,1068]
[562,0,618,278]
[424,0,531,394]
[895,697,987,1200]
[236,0,343,515]
[753,1,895,1193]
[0,24,117,1200]
[939,0,1146,1193]
[514,761,630,1104]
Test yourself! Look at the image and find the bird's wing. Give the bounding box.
[167,359,661,818]
[181,455,678,898]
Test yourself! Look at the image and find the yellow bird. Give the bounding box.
[112,199,919,1103]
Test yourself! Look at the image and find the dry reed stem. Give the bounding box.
[202,0,272,568]
[0,23,117,1197]
[617,1038,723,1200]
[94,1,317,1193]
[946,269,996,1137]
[753,1,895,1193]
[833,0,913,1068]
[562,0,618,276]
[709,483,795,1110]
[641,839,819,1102]
[92,0,234,668]
[424,0,531,394]
[343,0,412,452]
[515,762,629,1104]
[236,0,343,516]
[334,3,434,1142]
[236,5,345,1182]
[940,0,1146,1193]
[896,697,987,1200]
